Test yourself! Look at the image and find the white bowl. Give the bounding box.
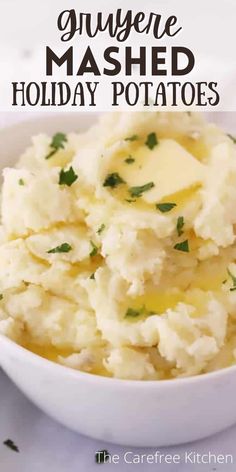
[0,112,236,447]
[1,333,236,447]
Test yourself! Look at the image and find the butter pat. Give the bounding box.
[123,139,205,203]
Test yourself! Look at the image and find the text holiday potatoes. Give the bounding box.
[12,9,220,108]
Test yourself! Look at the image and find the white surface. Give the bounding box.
[0,368,236,472]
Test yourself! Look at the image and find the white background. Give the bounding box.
[0,0,235,111]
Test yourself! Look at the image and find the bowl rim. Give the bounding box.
[1,332,236,388]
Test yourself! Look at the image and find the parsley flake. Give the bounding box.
[90,241,99,257]
[129,182,154,198]
[228,134,236,144]
[59,166,78,187]
[90,273,95,280]
[3,439,19,453]
[125,307,142,318]
[103,173,125,189]
[97,224,105,235]
[156,202,176,213]
[125,305,155,318]
[176,216,184,236]
[174,240,189,253]
[125,134,139,142]
[95,450,110,464]
[46,132,67,159]
[18,179,25,186]
[145,132,158,150]
[0,294,3,300]
[125,198,137,203]
[227,269,236,291]
[125,156,135,164]
[47,243,72,254]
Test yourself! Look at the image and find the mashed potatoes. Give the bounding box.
[1,112,236,380]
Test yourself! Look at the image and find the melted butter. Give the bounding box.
[156,185,201,209]
[124,289,214,320]
[21,342,72,362]
[109,147,201,209]
[125,256,228,319]
[21,341,111,377]
[107,141,202,210]
[125,290,183,316]
[111,183,201,214]
[177,135,209,161]
[126,284,222,320]
[47,150,75,168]
[191,258,227,291]
[67,255,104,277]
[191,272,225,292]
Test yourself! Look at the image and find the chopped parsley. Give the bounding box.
[103,172,125,189]
[3,439,19,453]
[46,132,67,159]
[18,178,25,186]
[95,450,110,464]
[174,240,189,253]
[145,132,158,150]
[228,134,236,144]
[59,166,78,187]
[125,134,139,142]
[156,202,176,213]
[47,243,72,254]
[90,241,99,257]
[125,198,137,203]
[90,273,95,280]
[176,216,184,236]
[125,156,135,164]
[125,306,155,318]
[125,307,142,318]
[0,294,3,300]
[227,269,236,291]
[97,224,105,235]
[129,182,154,198]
